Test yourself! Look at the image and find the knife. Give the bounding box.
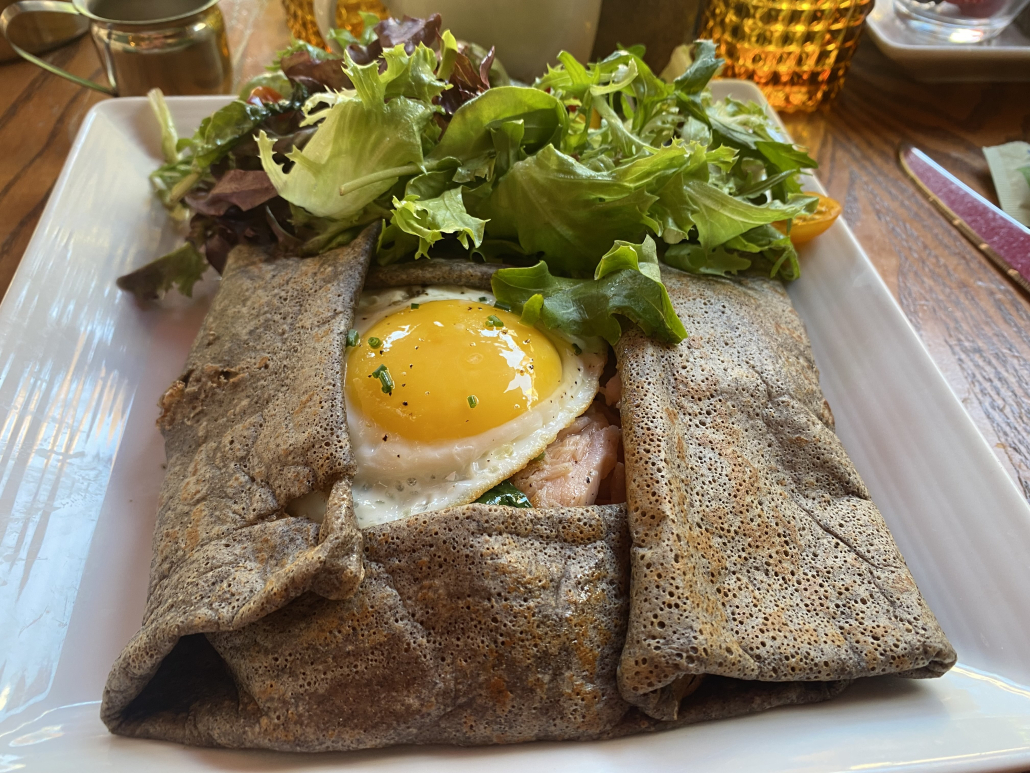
[899,143,1030,297]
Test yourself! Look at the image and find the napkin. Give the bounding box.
[983,142,1030,227]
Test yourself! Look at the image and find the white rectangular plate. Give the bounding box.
[3,83,1030,773]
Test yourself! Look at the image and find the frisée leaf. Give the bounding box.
[390,188,487,258]
[258,54,434,220]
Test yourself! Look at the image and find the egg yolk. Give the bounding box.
[346,299,563,442]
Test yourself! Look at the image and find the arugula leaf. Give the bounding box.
[674,40,722,95]
[656,176,810,251]
[429,86,566,163]
[188,100,272,170]
[755,140,818,172]
[665,224,801,280]
[492,241,687,345]
[116,243,208,302]
[664,242,752,277]
[390,188,487,258]
[475,481,531,507]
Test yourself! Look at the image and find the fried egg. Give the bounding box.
[344,285,604,528]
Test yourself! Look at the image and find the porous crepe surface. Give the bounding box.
[103,255,641,749]
[101,224,379,728]
[205,504,631,750]
[616,267,956,721]
[364,258,498,290]
[103,254,953,751]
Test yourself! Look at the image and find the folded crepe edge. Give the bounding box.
[102,248,957,746]
[102,223,381,730]
[613,269,956,722]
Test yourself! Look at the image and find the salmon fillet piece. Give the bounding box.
[511,405,622,508]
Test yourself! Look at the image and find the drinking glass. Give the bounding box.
[894,0,1030,42]
[699,0,874,112]
[281,0,385,48]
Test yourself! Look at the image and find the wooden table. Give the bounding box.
[2,0,1030,497]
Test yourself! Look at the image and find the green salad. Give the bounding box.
[118,13,818,345]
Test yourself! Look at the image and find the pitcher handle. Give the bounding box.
[0,0,116,96]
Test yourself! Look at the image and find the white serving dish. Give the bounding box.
[866,0,1030,81]
[2,82,1030,773]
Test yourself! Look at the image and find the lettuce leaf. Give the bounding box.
[656,176,810,251]
[492,237,687,345]
[390,188,487,258]
[258,54,433,220]
[116,243,208,302]
[429,86,567,163]
[665,224,801,280]
[477,144,705,277]
[148,91,273,210]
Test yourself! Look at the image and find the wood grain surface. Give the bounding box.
[1,2,1029,499]
[782,44,1030,498]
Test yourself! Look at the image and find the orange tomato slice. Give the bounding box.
[246,85,283,106]
[774,194,842,245]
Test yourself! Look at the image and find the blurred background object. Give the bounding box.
[894,0,1030,42]
[591,0,705,72]
[865,0,1030,81]
[1,0,232,95]
[699,0,874,111]
[1017,0,1030,32]
[0,0,87,62]
[303,0,603,81]
[282,0,385,47]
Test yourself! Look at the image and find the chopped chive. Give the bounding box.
[479,296,488,302]
[533,451,545,462]
[572,343,582,355]
[346,329,360,347]
[493,300,511,312]
[372,364,394,394]
[486,314,504,329]
[368,336,382,348]
[410,302,420,309]
[467,394,479,408]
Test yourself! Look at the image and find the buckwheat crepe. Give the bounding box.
[101,222,955,750]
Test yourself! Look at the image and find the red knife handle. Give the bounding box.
[900,145,1030,283]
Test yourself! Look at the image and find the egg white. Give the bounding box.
[344,285,604,528]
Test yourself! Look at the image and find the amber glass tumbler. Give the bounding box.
[281,0,385,48]
[698,0,873,112]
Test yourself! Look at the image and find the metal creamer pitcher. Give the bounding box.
[0,0,232,96]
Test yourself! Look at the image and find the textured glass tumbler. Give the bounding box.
[281,0,385,48]
[699,0,874,112]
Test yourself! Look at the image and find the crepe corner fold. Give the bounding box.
[101,223,381,736]
[614,267,956,722]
